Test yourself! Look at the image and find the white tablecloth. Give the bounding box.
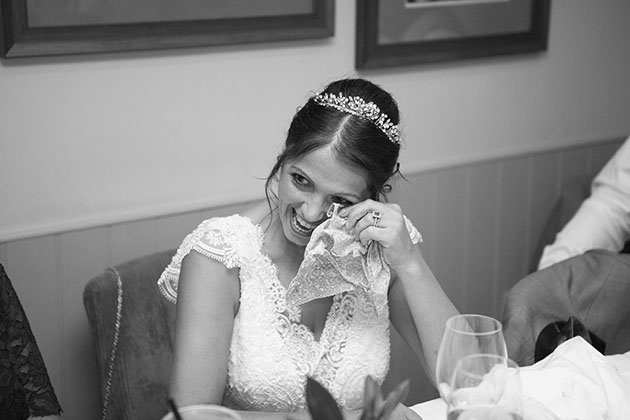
[411,397,446,420]
[411,337,630,420]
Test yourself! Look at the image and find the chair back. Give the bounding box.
[83,250,176,420]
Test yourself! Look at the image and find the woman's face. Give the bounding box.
[276,145,369,247]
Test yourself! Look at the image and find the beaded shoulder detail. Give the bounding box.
[157,215,262,303]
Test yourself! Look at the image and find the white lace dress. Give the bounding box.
[158,214,421,412]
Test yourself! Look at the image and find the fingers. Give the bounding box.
[342,201,403,231]
[339,200,403,247]
[341,200,397,231]
[355,212,385,238]
[339,199,379,230]
[340,204,380,245]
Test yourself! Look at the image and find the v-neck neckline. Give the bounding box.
[273,262,338,345]
[246,215,339,346]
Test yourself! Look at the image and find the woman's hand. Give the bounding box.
[341,200,459,386]
[340,200,420,276]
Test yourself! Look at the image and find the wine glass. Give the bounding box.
[447,354,523,420]
[435,314,508,400]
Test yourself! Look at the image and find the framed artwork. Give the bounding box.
[356,0,551,69]
[0,0,334,58]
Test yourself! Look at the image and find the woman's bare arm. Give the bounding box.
[388,245,458,385]
[169,250,240,406]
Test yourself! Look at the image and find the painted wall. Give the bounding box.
[1,1,629,242]
[1,1,630,419]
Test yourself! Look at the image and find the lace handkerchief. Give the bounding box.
[286,203,390,315]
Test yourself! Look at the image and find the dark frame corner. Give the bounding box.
[1,0,334,58]
[356,0,551,70]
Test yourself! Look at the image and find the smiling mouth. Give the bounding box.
[291,209,316,236]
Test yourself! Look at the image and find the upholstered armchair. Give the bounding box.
[83,249,176,420]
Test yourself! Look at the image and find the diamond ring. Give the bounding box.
[371,210,382,227]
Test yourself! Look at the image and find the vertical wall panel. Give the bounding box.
[463,162,500,316]
[391,173,438,265]
[432,168,467,310]
[155,211,205,252]
[4,235,64,408]
[590,140,623,178]
[108,219,158,266]
[496,158,531,317]
[527,152,562,272]
[58,227,108,420]
[559,148,591,187]
[0,242,6,264]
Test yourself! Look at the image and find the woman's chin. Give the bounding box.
[286,229,311,247]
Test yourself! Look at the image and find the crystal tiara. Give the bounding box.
[313,92,401,145]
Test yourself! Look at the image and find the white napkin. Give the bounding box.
[521,336,630,420]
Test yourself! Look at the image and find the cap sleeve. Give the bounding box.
[158,217,242,303]
[403,215,423,245]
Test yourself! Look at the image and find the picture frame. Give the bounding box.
[356,0,551,69]
[0,0,334,58]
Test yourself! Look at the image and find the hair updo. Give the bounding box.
[265,78,402,203]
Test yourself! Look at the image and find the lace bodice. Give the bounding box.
[158,214,419,412]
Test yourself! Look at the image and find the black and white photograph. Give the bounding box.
[1,2,629,420]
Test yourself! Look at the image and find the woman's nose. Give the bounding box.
[301,198,327,223]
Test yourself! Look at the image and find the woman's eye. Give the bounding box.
[292,173,309,187]
[332,197,352,206]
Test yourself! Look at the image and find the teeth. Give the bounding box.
[292,210,314,234]
[295,213,314,229]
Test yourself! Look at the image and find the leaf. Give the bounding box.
[360,376,383,420]
[305,376,345,420]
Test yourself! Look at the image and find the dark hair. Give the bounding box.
[265,78,402,207]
